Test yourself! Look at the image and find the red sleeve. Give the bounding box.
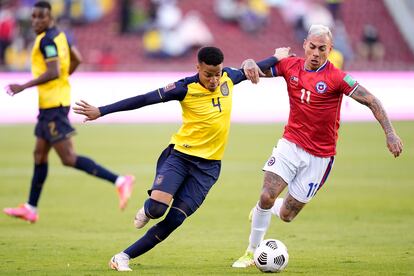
[335,69,359,96]
[274,57,291,77]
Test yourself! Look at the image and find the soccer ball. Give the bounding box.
[254,239,289,273]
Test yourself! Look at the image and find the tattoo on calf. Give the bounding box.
[284,198,302,215]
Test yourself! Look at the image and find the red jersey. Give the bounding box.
[272,57,359,157]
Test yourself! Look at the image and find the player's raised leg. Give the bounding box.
[53,137,135,210]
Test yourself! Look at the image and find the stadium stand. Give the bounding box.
[2,0,414,71]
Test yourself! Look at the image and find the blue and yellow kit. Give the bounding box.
[99,68,247,160]
[31,27,71,109]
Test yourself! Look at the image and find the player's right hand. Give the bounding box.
[5,84,24,96]
[73,100,101,122]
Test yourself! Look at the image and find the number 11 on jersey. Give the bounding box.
[300,89,311,104]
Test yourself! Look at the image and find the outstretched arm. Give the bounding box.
[74,81,187,122]
[242,47,292,84]
[73,90,165,122]
[350,85,403,157]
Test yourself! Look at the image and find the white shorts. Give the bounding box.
[262,138,335,203]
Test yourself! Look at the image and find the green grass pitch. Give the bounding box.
[0,122,413,275]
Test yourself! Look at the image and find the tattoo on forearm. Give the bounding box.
[352,85,394,134]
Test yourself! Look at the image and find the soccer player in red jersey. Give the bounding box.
[232,24,403,268]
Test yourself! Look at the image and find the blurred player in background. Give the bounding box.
[74,46,290,271]
[3,1,135,224]
[232,24,403,268]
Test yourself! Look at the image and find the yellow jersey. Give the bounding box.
[161,68,245,160]
[98,67,247,160]
[31,27,71,109]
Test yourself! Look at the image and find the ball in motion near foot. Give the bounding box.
[254,239,289,273]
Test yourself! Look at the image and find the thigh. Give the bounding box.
[149,152,188,199]
[34,137,52,164]
[289,153,334,204]
[259,170,288,209]
[262,138,300,186]
[174,159,221,215]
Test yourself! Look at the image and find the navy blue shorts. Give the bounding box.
[149,145,221,214]
[35,106,76,144]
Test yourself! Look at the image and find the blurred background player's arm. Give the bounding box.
[69,45,82,75]
[6,59,59,95]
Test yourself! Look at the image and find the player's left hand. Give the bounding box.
[73,100,101,122]
[5,84,24,96]
[242,59,265,84]
[274,47,294,60]
[386,132,403,157]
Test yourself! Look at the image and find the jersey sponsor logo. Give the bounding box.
[44,45,57,58]
[220,82,229,96]
[163,82,176,92]
[267,156,275,166]
[191,93,208,97]
[290,76,299,86]
[315,81,328,94]
[343,74,356,87]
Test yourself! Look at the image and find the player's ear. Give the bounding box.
[196,63,200,72]
[303,39,307,50]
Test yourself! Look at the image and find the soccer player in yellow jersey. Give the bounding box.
[74,46,291,271]
[3,1,135,224]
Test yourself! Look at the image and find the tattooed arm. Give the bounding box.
[350,85,403,157]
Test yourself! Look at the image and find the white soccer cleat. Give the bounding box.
[109,253,132,272]
[134,207,150,229]
[232,250,255,268]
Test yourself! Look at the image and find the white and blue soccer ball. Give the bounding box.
[254,239,289,273]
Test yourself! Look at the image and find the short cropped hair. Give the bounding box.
[197,46,224,66]
[307,24,333,41]
[34,1,52,10]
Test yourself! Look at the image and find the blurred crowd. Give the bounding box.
[0,0,112,71]
[0,0,408,72]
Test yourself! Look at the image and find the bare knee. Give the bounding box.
[259,192,277,209]
[60,154,77,167]
[279,212,294,223]
[278,195,305,223]
[259,171,287,209]
[33,149,47,164]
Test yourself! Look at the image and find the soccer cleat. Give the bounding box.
[109,253,132,272]
[134,207,150,229]
[232,250,255,268]
[3,204,39,223]
[117,175,135,210]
